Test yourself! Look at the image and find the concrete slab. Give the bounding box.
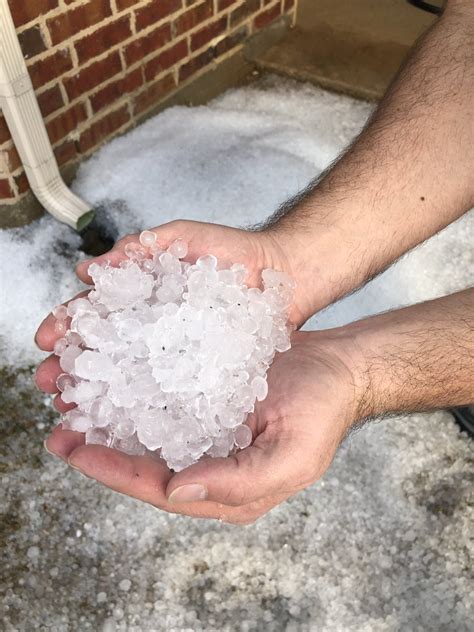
[253,0,436,100]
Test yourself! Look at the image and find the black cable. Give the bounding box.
[407,0,443,15]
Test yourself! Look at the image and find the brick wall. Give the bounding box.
[0,0,296,205]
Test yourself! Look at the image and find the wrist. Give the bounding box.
[260,224,345,323]
[329,290,474,421]
[301,327,373,430]
[261,204,379,323]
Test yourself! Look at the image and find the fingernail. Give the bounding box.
[168,484,207,503]
[43,439,56,456]
[67,458,84,473]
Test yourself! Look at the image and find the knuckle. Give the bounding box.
[220,487,246,507]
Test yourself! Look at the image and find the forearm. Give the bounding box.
[266,0,474,318]
[333,288,474,420]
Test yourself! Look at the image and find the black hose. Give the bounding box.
[407,0,443,15]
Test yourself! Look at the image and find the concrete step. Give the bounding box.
[252,0,435,101]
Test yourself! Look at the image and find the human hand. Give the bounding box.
[36,326,361,524]
[75,220,321,327]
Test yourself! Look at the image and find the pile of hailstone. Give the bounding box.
[53,231,294,471]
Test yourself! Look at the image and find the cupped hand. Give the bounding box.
[35,219,360,523]
[75,220,317,327]
[36,321,362,524]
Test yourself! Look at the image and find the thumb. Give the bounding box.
[166,433,301,507]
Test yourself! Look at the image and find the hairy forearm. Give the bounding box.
[335,288,474,420]
[266,1,474,318]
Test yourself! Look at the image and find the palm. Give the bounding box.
[248,332,355,492]
[38,330,354,523]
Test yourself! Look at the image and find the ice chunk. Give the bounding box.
[62,380,104,405]
[251,376,268,402]
[62,409,93,433]
[168,239,188,259]
[52,305,68,320]
[234,424,253,449]
[45,247,292,470]
[59,345,82,373]
[53,337,68,356]
[56,373,75,392]
[139,230,157,248]
[74,350,118,381]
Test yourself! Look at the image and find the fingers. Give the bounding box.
[45,424,85,462]
[67,444,174,508]
[53,393,75,413]
[166,431,302,508]
[75,236,135,283]
[65,443,287,522]
[75,220,191,283]
[35,354,61,393]
[35,290,88,352]
[35,314,70,353]
[44,426,291,523]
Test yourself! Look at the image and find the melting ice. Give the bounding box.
[55,233,294,471]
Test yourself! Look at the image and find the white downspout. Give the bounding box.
[0,0,94,230]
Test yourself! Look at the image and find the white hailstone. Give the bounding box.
[52,242,294,471]
[56,373,75,392]
[167,238,188,259]
[234,425,253,449]
[54,320,67,335]
[251,376,268,402]
[52,305,68,321]
[53,337,68,356]
[139,230,157,248]
[27,546,40,559]
[119,579,132,592]
[59,345,82,373]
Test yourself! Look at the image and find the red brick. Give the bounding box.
[0,177,15,199]
[284,0,295,10]
[37,85,65,118]
[174,0,213,36]
[47,0,112,45]
[7,0,58,28]
[135,0,182,32]
[144,41,188,82]
[54,140,78,166]
[116,0,141,9]
[217,0,236,10]
[0,117,12,145]
[90,68,143,112]
[75,16,132,65]
[178,48,214,82]
[190,17,227,51]
[14,172,30,195]
[28,49,73,90]
[46,103,88,145]
[124,23,172,66]
[18,25,47,59]
[254,3,281,29]
[229,0,259,27]
[64,52,122,101]
[2,145,22,173]
[133,73,176,116]
[214,25,247,56]
[77,106,130,153]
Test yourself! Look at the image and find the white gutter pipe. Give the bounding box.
[0,0,94,230]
